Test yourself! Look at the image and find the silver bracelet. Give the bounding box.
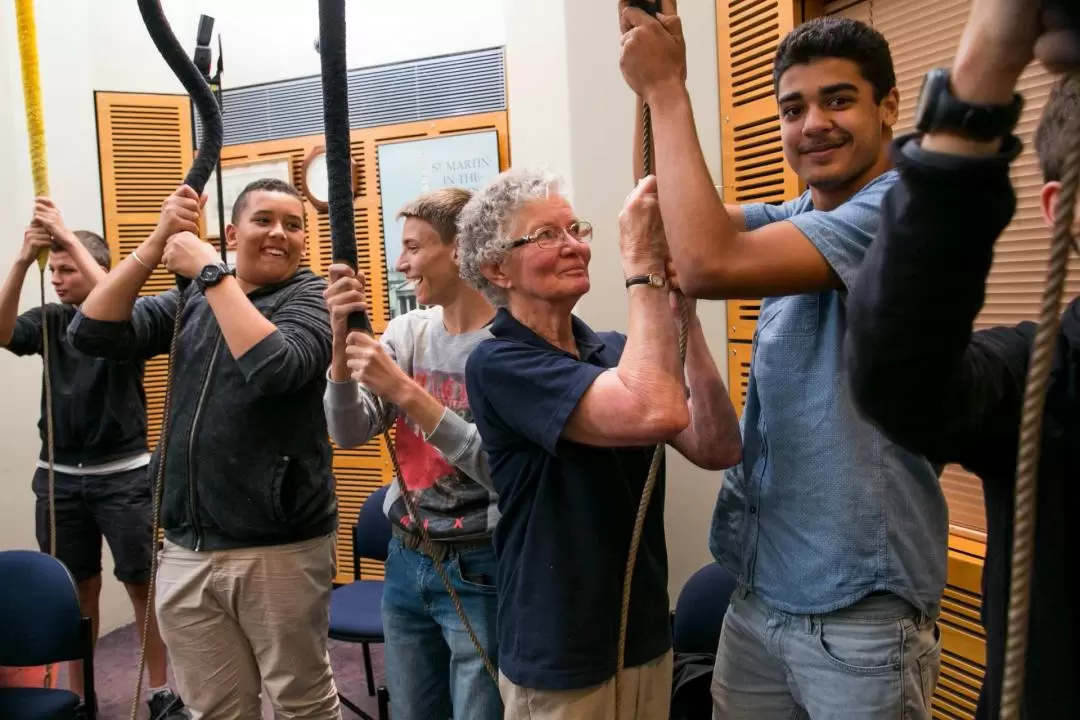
[130,249,152,270]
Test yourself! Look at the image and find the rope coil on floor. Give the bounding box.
[131,2,223,718]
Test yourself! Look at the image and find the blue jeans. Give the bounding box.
[382,536,502,720]
[711,589,942,719]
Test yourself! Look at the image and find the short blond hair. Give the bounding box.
[396,188,474,244]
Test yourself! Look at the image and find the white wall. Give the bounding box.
[505,0,726,602]
[0,0,506,636]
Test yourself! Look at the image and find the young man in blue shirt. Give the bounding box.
[619,6,947,717]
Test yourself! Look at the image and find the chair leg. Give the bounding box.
[338,692,377,720]
[80,617,97,720]
[362,643,375,696]
[377,686,390,720]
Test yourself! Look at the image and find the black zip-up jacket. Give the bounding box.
[67,269,338,551]
[6,303,148,466]
[846,134,1078,718]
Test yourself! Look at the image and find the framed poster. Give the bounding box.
[377,130,501,319]
[204,158,293,238]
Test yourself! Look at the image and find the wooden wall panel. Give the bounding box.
[217,110,511,583]
[95,92,194,451]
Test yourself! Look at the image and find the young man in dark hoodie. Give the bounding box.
[68,178,341,719]
[1,198,185,720]
[846,1,1080,716]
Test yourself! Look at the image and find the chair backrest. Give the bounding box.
[353,485,392,569]
[673,562,738,656]
[0,550,84,667]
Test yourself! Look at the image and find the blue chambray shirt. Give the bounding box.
[708,169,949,617]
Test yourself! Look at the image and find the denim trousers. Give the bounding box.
[711,589,942,719]
[382,536,503,719]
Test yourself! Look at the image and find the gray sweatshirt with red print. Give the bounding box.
[323,306,499,540]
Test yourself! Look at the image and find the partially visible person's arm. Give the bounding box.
[668,300,742,470]
[323,311,403,449]
[80,186,202,322]
[0,225,51,349]
[230,277,333,397]
[619,10,838,299]
[558,177,689,447]
[68,291,179,361]
[848,7,1056,478]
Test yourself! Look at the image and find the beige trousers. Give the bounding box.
[155,534,342,720]
[500,651,673,720]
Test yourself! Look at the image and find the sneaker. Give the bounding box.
[148,689,189,720]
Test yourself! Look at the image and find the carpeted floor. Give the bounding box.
[63,622,387,719]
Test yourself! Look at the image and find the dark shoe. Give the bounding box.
[148,689,189,720]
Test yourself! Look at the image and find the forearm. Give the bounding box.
[847,137,1018,454]
[617,285,686,416]
[650,84,741,295]
[203,276,277,359]
[80,237,159,321]
[324,378,394,448]
[671,318,742,469]
[0,261,32,346]
[330,339,350,382]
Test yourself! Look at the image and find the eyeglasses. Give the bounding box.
[507,221,593,250]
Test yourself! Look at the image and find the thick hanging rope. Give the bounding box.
[316,0,499,685]
[131,3,223,718]
[613,91,691,715]
[15,0,57,691]
[999,72,1080,720]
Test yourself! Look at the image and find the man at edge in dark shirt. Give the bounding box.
[846,1,1080,717]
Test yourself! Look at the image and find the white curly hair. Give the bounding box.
[456,168,565,307]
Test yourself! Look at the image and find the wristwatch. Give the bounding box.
[625,273,666,290]
[195,262,234,293]
[913,67,1024,142]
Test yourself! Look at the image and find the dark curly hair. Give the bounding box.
[774,17,896,104]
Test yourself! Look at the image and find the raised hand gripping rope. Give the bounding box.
[131,2,223,717]
[316,0,499,689]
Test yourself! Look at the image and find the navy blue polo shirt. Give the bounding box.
[465,307,671,691]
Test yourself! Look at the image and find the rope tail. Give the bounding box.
[15,4,57,692]
[131,3,223,718]
[999,72,1080,720]
[317,0,496,683]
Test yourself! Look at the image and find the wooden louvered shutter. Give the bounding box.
[94,92,194,450]
[716,0,805,415]
[826,0,1078,539]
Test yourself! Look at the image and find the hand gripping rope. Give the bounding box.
[316,0,502,688]
[14,0,58,689]
[130,2,223,718]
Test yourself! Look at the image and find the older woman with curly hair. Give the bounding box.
[457,168,742,719]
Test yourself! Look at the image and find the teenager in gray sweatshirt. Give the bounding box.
[323,188,502,720]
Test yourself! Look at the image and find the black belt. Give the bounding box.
[391,524,492,564]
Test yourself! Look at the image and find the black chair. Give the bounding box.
[670,562,738,720]
[329,485,392,719]
[0,550,96,720]
[672,562,737,656]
